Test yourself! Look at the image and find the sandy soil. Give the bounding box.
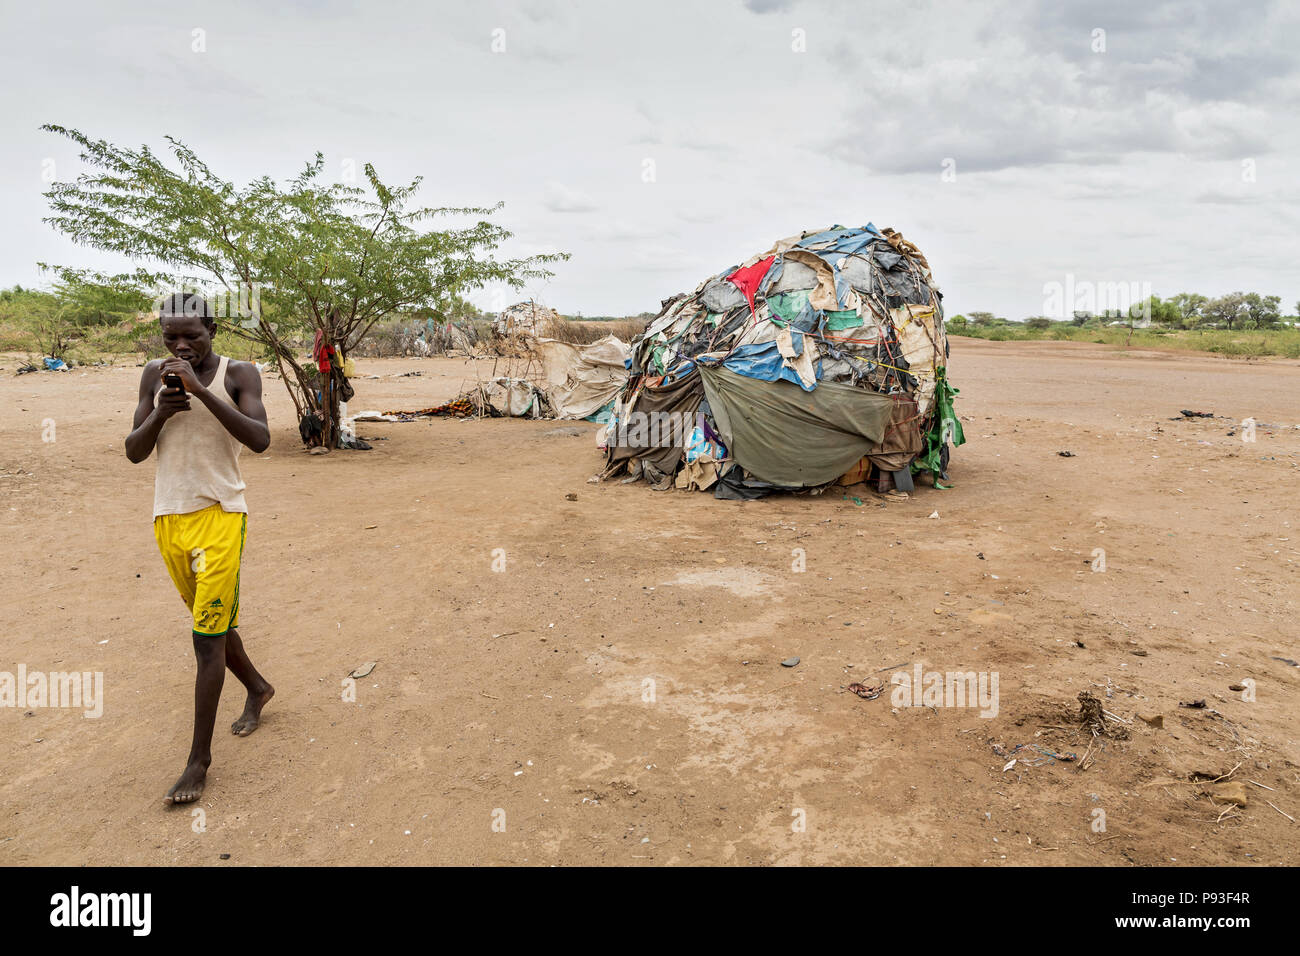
[1,338,1298,866]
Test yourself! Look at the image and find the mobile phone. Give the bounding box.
[163,372,185,394]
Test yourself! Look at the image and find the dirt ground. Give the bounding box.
[2,338,1298,866]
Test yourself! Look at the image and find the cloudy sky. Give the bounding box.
[2,0,1297,319]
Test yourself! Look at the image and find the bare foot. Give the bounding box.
[164,761,208,805]
[231,684,274,737]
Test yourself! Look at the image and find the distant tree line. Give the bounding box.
[0,277,152,358]
[950,292,1297,332]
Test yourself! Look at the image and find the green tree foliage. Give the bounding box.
[0,276,152,357]
[1168,292,1208,328]
[1204,292,1247,330]
[1241,292,1281,329]
[1141,295,1182,327]
[0,287,69,358]
[424,291,483,324]
[40,124,566,447]
[52,270,153,328]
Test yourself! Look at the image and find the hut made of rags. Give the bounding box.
[492,300,562,339]
[600,223,966,498]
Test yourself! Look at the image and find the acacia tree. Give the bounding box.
[41,124,566,447]
[1204,292,1247,330]
[1241,292,1281,329]
[1169,292,1208,329]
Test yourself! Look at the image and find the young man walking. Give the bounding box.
[125,292,274,805]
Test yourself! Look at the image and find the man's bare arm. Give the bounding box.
[161,358,270,453]
[125,360,188,463]
[225,361,271,452]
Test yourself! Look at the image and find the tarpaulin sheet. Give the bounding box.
[483,378,543,418]
[766,290,814,326]
[796,224,880,253]
[604,367,704,479]
[698,365,894,487]
[863,395,924,471]
[706,338,819,392]
[536,334,630,420]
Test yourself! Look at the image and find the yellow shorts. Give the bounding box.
[154,504,247,636]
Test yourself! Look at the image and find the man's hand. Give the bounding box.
[160,357,203,394]
[155,381,191,420]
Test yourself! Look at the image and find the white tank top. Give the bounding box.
[153,354,248,517]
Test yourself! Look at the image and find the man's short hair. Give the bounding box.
[158,292,215,323]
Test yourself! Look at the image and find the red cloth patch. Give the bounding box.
[727,255,776,314]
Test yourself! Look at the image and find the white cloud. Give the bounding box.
[540,181,599,214]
